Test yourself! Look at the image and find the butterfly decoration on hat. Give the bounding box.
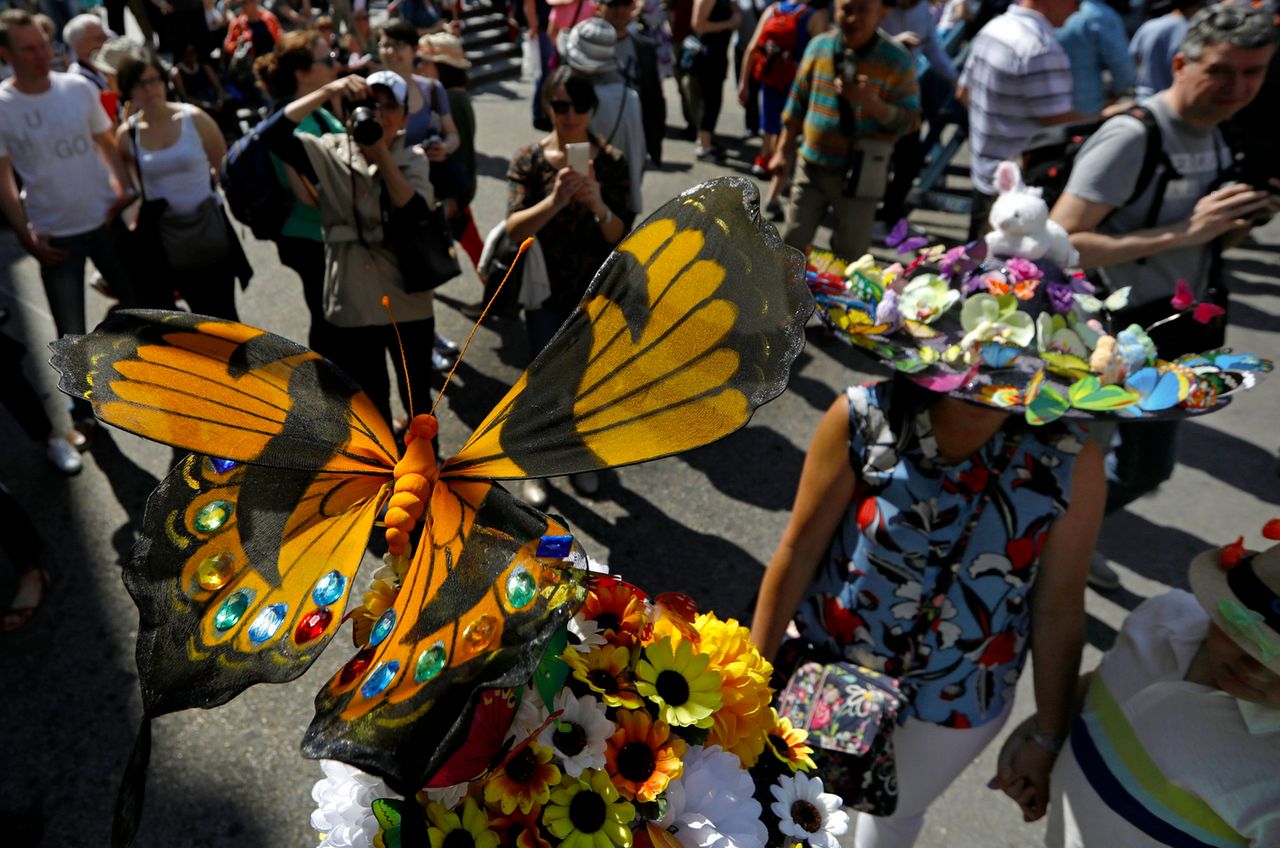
[805,166,1272,425]
[50,178,813,843]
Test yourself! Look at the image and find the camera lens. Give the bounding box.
[350,106,382,146]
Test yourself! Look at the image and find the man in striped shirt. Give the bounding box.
[957,0,1085,240]
[769,0,921,259]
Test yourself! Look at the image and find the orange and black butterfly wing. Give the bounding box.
[441,176,812,481]
[49,311,401,714]
[49,309,399,475]
[127,453,388,715]
[302,479,588,792]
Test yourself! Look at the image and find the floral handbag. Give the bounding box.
[776,652,903,815]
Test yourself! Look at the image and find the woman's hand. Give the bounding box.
[424,137,448,162]
[326,74,372,101]
[992,729,1055,822]
[574,161,606,217]
[551,166,585,212]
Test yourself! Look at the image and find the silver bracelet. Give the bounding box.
[594,208,613,226]
[1030,721,1064,756]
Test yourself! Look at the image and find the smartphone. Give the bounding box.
[565,142,590,175]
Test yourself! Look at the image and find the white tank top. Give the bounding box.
[134,104,215,215]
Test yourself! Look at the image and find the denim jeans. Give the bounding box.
[1092,419,1181,514]
[41,223,139,422]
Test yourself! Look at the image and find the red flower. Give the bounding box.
[1219,536,1248,570]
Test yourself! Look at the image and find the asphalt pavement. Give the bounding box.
[1,71,1277,848]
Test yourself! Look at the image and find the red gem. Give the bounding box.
[1219,536,1248,570]
[295,608,333,644]
[339,648,374,686]
[1262,519,1280,541]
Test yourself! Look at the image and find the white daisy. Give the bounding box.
[536,689,612,777]
[422,781,468,811]
[310,760,395,848]
[657,745,766,848]
[566,612,607,652]
[508,684,551,744]
[769,772,849,848]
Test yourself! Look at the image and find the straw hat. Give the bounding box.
[1189,536,1280,674]
[91,36,148,75]
[562,17,618,76]
[418,32,471,69]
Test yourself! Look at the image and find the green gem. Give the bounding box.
[414,643,447,682]
[193,499,235,533]
[506,566,537,609]
[213,589,254,631]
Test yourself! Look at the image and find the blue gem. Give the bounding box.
[209,457,239,474]
[312,571,347,607]
[361,661,400,698]
[369,609,396,647]
[536,534,573,559]
[248,603,288,643]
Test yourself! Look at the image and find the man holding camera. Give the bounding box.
[1050,5,1278,587]
[768,0,920,259]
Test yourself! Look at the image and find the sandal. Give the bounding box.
[3,569,50,633]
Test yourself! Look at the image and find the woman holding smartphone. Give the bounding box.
[504,65,632,503]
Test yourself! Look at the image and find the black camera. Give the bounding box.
[349,105,382,146]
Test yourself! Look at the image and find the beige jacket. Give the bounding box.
[300,132,436,328]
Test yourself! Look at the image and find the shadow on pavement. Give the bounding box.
[677,424,806,512]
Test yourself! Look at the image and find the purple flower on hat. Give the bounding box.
[939,245,974,281]
[875,289,902,330]
[1046,274,1095,314]
[1004,258,1043,285]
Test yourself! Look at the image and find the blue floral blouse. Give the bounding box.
[793,383,1085,729]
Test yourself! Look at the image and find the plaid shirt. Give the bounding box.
[782,30,921,170]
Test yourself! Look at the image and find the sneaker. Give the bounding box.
[46,436,83,475]
[1087,553,1121,590]
[569,471,600,497]
[766,198,785,222]
[432,350,453,372]
[69,417,96,450]
[434,332,459,355]
[750,154,768,178]
[521,479,549,508]
[694,145,725,162]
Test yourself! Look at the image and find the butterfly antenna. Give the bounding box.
[430,237,534,417]
[381,295,415,419]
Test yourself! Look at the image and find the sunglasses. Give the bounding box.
[549,96,593,115]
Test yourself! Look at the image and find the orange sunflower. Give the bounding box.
[484,743,561,815]
[489,806,553,848]
[582,579,649,647]
[604,709,686,802]
[565,645,644,709]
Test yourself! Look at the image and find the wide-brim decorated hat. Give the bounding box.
[1188,521,1280,674]
[805,237,1273,425]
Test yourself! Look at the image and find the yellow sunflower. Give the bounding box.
[763,708,816,772]
[566,644,644,709]
[543,768,635,848]
[582,580,649,647]
[634,635,722,728]
[604,709,686,802]
[695,614,775,766]
[484,743,561,815]
[426,797,500,848]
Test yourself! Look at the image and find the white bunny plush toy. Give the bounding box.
[984,160,1080,267]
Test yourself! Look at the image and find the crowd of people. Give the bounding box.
[2,0,1279,843]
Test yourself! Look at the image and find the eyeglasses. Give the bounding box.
[136,76,165,89]
[378,40,410,52]
[549,96,593,115]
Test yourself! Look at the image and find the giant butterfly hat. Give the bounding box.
[806,163,1273,425]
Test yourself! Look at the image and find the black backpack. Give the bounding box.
[219,118,294,242]
[1021,104,1178,228]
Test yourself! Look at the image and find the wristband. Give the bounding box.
[1030,722,1064,755]
[594,208,613,226]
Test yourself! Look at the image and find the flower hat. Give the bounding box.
[805,230,1273,426]
[1188,520,1280,675]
